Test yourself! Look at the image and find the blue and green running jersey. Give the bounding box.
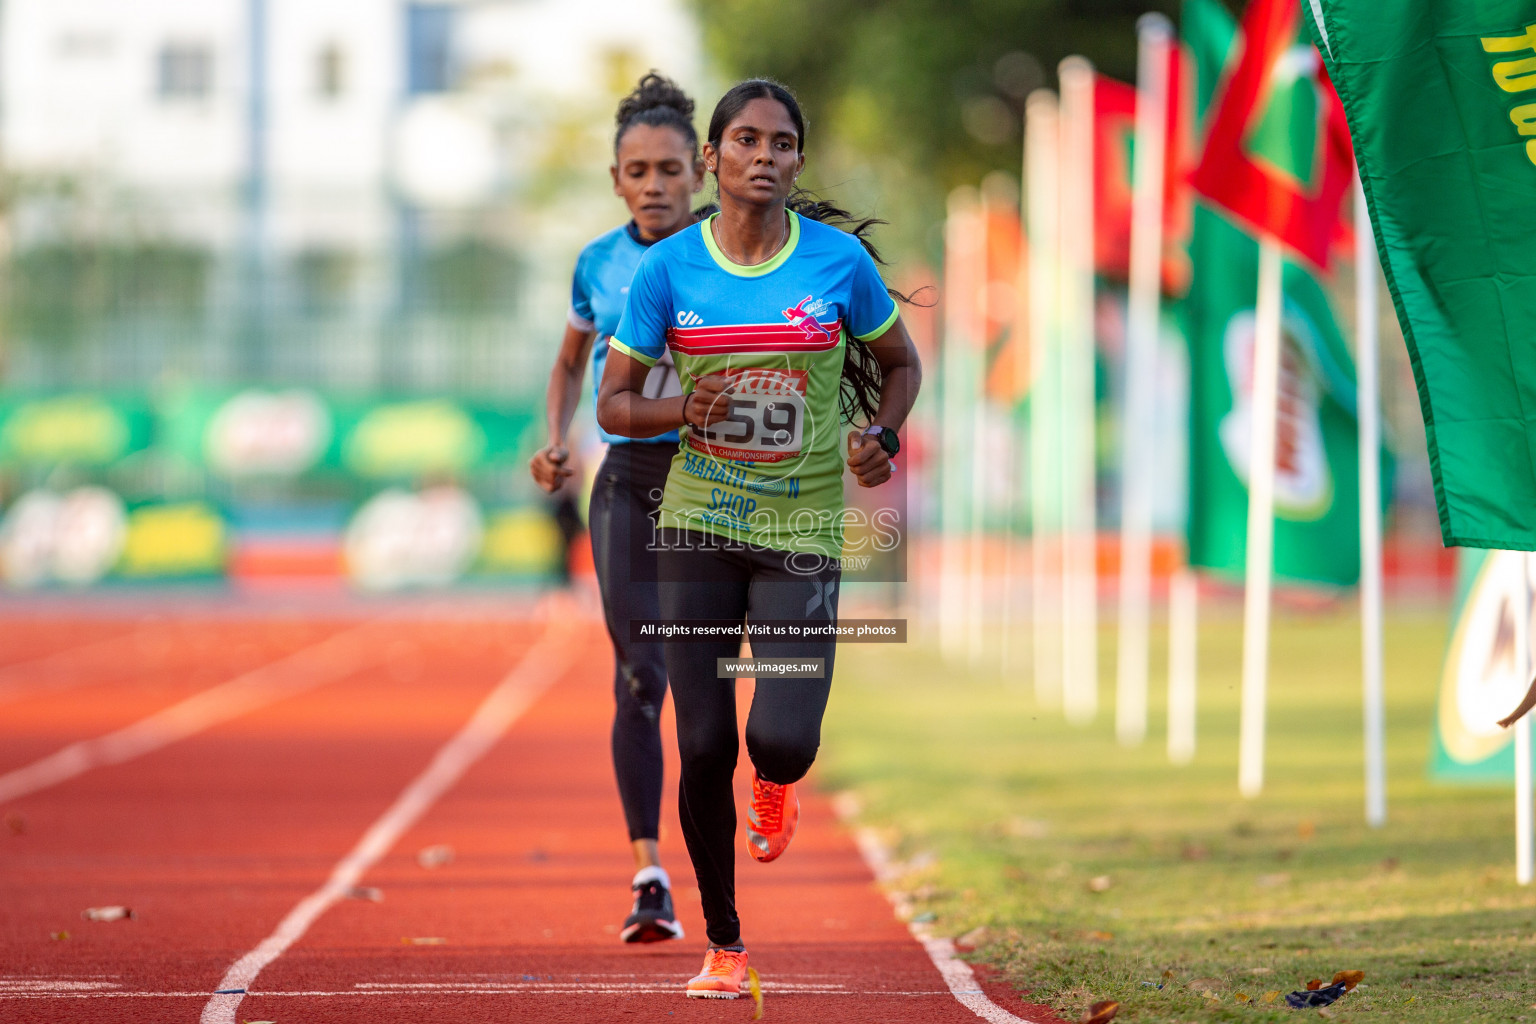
[569,222,681,445]
[611,210,899,558]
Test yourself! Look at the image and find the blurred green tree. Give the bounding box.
[692,0,1185,264]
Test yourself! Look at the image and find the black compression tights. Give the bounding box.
[656,527,841,947]
[588,443,675,844]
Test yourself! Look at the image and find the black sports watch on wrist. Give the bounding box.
[862,424,900,456]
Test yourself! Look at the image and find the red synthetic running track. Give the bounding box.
[0,603,1065,1024]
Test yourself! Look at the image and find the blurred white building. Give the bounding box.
[0,0,704,245]
[0,0,705,392]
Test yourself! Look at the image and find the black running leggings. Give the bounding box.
[588,442,675,843]
[656,527,841,947]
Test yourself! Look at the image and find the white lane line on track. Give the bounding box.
[200,615,579,1024]
[848,820,1048,1024]
[0,622,382,805]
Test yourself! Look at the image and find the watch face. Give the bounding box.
[870,427,899,456]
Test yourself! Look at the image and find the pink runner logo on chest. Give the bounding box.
[782,296,834,344]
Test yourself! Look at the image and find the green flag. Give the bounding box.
[1183,0,1390,586]
[1305,0,1536,550]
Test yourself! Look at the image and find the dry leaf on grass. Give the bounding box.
[1306,979,1324,991]
[1187,977,1222,993]
[747,966,764,1020]
[1234,993,1250,1003]
[1085,930,1115,943]
[1087,876,1113,893]
[1333,970,1365,992]
[1080,999,1119,1024]
[1261,991,1280,1003]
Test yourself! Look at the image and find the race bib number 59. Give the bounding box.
[688,368,808,463]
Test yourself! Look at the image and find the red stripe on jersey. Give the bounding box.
[668,320,843,355]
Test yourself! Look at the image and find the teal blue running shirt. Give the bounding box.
[569,222,681,445]
[611,211,899,558]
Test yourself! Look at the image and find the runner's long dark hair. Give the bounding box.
[707,79,927,426]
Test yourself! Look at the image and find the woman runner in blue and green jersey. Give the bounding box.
[596,78,922,999]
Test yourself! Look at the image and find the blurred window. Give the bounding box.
[317,44,346,99]
[406,4,456,94]
[293,248,357,315]
[158,44,213,100]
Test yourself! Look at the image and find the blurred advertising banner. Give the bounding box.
[0,491,227,587]
[163,389,538,479]
[343,487,566,590]
[1306,0,1536,551]
[1181,0,1388,587]
[0,394,155,466]
[1432,550,1535,782]
[0,388,571,590]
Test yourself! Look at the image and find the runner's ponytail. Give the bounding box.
[784,191,903,426]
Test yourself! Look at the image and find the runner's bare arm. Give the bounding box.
[846,317,922,487]
[597,347,734,438]
[862,315,922,432]
[530,323,597,493]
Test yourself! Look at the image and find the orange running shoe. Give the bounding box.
[746,771,799,862]
[685,946,749,999]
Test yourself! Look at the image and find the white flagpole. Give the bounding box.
[1167,565,1198,763]
[1519,714,1533,884]
[1026,90,1063,708]
[941,190,982,661]
[1518,551,1533,885]
[967,198,990,668]
[1355,173,1387,827]
[1238,238,1283,797]
[1003,185,1029,677]
[1116,13,1172,747]
[1059,56,1098,725]
[968,199,990,667]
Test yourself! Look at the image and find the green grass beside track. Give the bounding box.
[823,609,1536,1023]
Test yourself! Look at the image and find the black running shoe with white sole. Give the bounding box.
[620,877,684,943]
